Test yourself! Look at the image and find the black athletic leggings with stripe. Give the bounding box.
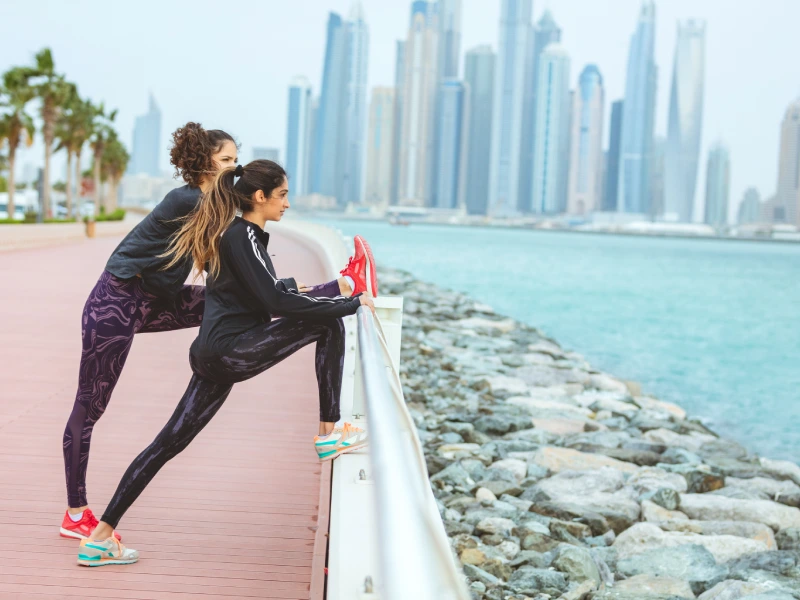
[100,282,346,529]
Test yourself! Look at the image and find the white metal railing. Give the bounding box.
[354,306,470,600]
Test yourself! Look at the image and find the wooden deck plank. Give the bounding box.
[0,234,333,599]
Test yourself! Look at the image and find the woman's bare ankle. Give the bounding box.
[338,277,353,296]
[91,521,114,541]
[68,505,89,515]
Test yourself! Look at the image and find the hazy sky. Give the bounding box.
[2,0,799,219]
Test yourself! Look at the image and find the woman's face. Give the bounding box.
[211,140,238,172]
[257,176,290,222]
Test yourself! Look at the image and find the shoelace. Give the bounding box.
[339,256,355,276]
[83,510,99,531]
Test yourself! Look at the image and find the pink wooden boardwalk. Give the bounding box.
[0,233,331,599]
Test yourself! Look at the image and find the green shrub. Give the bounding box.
[0,218,23,225]
[24,211,38,223]
[83,209,125,223]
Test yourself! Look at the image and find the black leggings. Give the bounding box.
[100,316,346,528]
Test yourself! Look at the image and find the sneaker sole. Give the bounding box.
[78,557,138,567]
[60,527,87,540]
[355,236,377,297]
[61,526,122,542]
[318,441,369,462]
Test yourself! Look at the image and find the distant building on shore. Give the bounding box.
[285,76,313,196]
[129,94,162,177]
[463,45,495,216]
[704,142,731,227]
[567,64,605,216]
[774,98,800,226]
[364,86,395,207]
[737,187,761,225]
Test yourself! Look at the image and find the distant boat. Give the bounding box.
[388,216,411,226]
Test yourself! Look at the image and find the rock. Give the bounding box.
[490,458,528,481]
[509,550,555,569]
[475,487,497,502]
[710,486,768,501]
[475,414,532,435]
[474,375,530,396]
[556,579,597,600]
[508,565,568,595]
[519,531,561,553]
[530,447,640,474]
[476,517,516,537]
[644,428,717,453]
[460,458,489,481]
[462,563,501,586]
[697,580,784,600]
[552,546,601,585]
[460,548,487,565]
[611,574,696,598]
[587,374,629,393]
[480,533,504,546]
[497,540,521,560]
[726,476,800,508]
[589,397,639,418]
[507,396,594,418]
[468,581,486,596]
[702,457,764,479]
[515,364,590,388]
[685,469,726,494]
[679,494,800,531]
[430,463,476,490]
[776,528,800,550]
[634,396,688,420]
[641,499,689,522]
[481,558,512,581]
[661,447,704,465]
[616,544,727,595]
[531,418,590,435]
[500,494,533,512]
[437,443,482,459]
[648,488,683,511]
[444,521,474,535]
[525,468,640,534]
[759,457,800,486]
[614,522,770,563]
[474,479,523,497]
[725,550,799,577]
[628,467,689,495]
[658,520,777,550]
[549,519,593,542]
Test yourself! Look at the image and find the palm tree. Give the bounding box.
[0,68,35,218]
[24,48,72,218]
[55,90,95,217]
[100,131,130,212]
[89,104,117,215]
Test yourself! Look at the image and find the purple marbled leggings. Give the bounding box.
[63,272,344,508]
[63,271,206,508]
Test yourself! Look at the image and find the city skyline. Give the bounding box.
[2,0,799,224]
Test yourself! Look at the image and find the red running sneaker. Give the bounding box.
[340,235,378,297]
[60,509,121,541]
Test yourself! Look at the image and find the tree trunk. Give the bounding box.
[107,178,119,212]
[65,151,73,219]
[43,115,54,220]
[7,144,16,219]
[93,148,101,216]
[75,151,82,217]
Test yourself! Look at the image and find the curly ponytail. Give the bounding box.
[169,122,236,187]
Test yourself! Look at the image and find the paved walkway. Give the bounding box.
[0,234,331,599]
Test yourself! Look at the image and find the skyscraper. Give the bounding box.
[397,1,439,206]
[252,148,280,162]
[774,99,800,226]
[286,77,312,196]
[342,2,370,206]
[617,1,657,215]
[311,13,348,199]
[737,187,761,225]
[364,87,396,207]
[567,65,605,215]
[488,0,532,217]
[464,46,495,216]
[390,40,406,206]
[603,99,624,211]
[519,10,562,212]
[650,136,666,218]
[434,79,467,209]
[664,20,706,222]
[129,94,162,177]
[428,0,462,207]
[531,44,571,215]
[704,142,730,226]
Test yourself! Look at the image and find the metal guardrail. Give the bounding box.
[355,306,470,600]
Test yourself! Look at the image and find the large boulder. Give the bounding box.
[616,544,727,595]
[725,476,800,507]
[628,467,689,495]
[507,565,568,596]
[613,522,770,563]
[609,574,695,599]
[679,494,800,531]
[530,447,640,474]
[552,545,602,586]
[698,580,784,600]
[658,520,777,550]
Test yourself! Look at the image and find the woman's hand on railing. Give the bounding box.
[359,292,376,314]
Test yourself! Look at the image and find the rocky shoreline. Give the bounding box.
[379,267,800,600]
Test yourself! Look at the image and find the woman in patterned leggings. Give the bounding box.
[61,127,371,542]
[77,160,374,566]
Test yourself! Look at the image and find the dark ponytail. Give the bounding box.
[163,159,287,278]
[169,122,236,187]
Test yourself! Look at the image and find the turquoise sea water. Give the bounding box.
[313,218,800,463]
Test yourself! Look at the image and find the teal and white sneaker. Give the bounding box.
[314,422,369,461]
[78,536,139,566]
